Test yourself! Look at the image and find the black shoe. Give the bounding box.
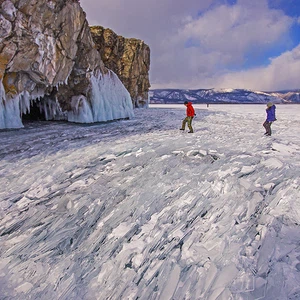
[188,131,194,133]
[264,132,270,136]
[180,128,185,131]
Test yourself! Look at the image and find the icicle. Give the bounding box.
[89,70,134,123]
[0,80,23,129]
[68,95,93,123]
[19,91,31,115]
[32,96,64,121]
[64,70,72,85]
[67,70,133,123]
[0,68,134,128]
[0,81,6,128]
[43,101,48,120]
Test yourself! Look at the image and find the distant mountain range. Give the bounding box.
[149,88,300,104]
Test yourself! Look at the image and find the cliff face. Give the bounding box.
[90,26,150,108]
[0,0,133,129]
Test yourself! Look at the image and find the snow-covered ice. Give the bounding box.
[0,104,300,299]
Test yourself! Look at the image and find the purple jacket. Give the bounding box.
[266,105,276,122]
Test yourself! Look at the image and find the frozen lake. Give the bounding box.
[1,104,300,299]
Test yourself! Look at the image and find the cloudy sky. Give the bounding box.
[80,0,300,91]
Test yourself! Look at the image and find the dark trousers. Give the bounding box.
[263,120,272,135]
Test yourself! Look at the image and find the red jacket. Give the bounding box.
[186,102,195,117]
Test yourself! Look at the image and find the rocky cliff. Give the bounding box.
[0,0,134,129]
[90,26,150,108]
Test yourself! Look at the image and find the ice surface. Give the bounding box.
[0,104,300,299]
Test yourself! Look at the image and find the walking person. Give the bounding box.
[263,102,276,136]
[180,101,195,133]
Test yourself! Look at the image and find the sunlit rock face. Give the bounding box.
[90,26,151,108]
[0,0,133,129]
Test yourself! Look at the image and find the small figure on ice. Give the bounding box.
[263,102,276,136]
[180,101,195,133]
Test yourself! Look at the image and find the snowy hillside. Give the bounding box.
[150,88,284,104]
[270,90,300,103]
[0,104,300,299]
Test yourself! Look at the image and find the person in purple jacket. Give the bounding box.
[263,102,276,136]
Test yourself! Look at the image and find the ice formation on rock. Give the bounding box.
[0,0,135,129]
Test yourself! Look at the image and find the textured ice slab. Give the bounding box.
[0,104,300,299]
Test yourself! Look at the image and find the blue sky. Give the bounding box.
[81,0,300,91]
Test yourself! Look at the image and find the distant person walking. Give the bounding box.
[263,102,276,136]
[180,101,195,133]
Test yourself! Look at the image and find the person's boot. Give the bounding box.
[188,131,193,133]
[180,128,185,130]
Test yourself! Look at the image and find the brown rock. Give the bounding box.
[90,26,151,108]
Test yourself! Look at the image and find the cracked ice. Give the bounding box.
[0,104,300,299]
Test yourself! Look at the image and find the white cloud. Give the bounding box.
[81,0,213,40]
[216,43,300,91]
[154,44,300,91]
[178,1,292,63]
[80,0,297,90]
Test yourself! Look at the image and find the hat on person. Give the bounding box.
[184,101,188,105]
[267,102,273,107]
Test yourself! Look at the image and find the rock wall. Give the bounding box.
[90,26,150,108]
[0,0,133,129]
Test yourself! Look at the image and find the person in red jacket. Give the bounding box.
[180,101,195,133]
